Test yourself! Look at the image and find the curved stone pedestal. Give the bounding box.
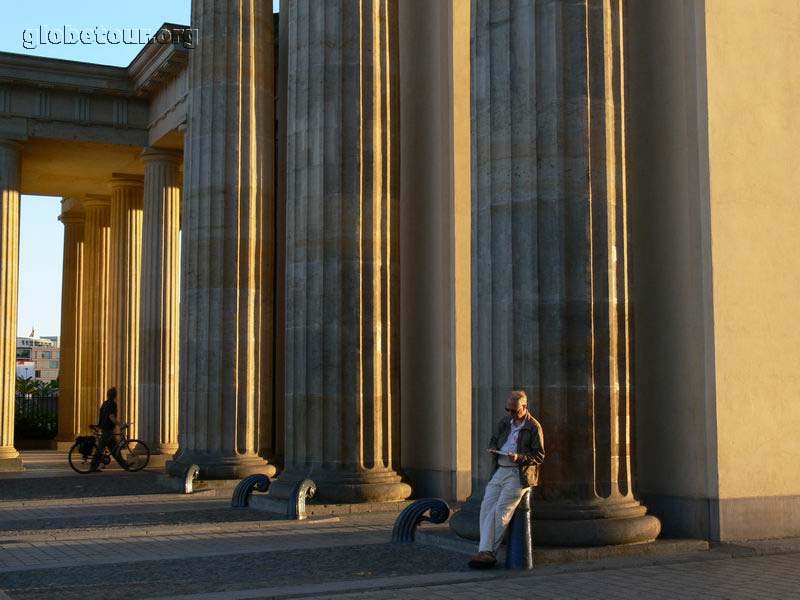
[167,453,276,480]
[450,497,661,547]
[270,467,412,503]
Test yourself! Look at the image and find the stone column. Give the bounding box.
[54,198,85,450]
[0,140,22,471]
[270,0,410,503]
[79,194,111,434]
[108,174,144,438]
[167,0,276,479]
[449,0,660,545]
[139,148,181,455]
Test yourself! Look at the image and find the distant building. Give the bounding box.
[15,361,34,380]
[15,333,59,383]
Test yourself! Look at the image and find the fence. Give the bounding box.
[15,394,58,440]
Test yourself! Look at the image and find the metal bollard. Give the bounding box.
[231,474,271,508]
[184,464,200,494]
[505,489,533,570]
[391,498,450,543]
[288,479,316,520]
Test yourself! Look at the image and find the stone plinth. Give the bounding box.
[108,174,144,438]
[54,198,85,447]
[139,148,181,456]
[167,0,276,479]
[0,140,22,471]
[449,0,659,546]
[78,194,111,433]
[270,0,410,504]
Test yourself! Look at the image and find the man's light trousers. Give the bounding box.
[478,466,529,553]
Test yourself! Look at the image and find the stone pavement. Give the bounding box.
[1,452,799,599]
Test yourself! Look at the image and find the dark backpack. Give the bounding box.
[75,436,95,457]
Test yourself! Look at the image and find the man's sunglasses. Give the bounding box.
[505,407,524,412]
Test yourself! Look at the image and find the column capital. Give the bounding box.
[110,173,144,189]
[81,194,111,210]
[141,147,182,165]
[59,197,85,224]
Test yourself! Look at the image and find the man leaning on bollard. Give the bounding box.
[468,390,545,569]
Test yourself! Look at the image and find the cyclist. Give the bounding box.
[91,386,120,470]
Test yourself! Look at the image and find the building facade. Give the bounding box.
[0,0,798,544]
[15,335,59,382]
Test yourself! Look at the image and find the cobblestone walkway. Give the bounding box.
[312,552,800,600]
[1,452,799,599]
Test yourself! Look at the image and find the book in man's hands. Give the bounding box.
[487,449,511,457]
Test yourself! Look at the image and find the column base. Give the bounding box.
[157,443,179,456]
[270,466,412,503]
[166,451,276,480]
[0,448,23,472]
[450,494,661,546]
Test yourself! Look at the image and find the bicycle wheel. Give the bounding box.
[68,443,100,474]
[117,439,150,472]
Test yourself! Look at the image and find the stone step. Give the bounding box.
[0,515,340,542]
[416,524,710,566]
[249,494,415,517]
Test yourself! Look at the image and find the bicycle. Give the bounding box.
[68,422,151,474]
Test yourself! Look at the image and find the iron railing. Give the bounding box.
[15,394,58,439]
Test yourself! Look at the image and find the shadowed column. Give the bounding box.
[0,139,22,471]
[79,194,111,434]
[108,174,144,439]
[167,0,276,479]
[449,0,660,546]
[139,148,181,456]
[270,0,411,503]
[54,198,85,450]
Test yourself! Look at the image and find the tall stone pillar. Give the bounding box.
[139,148,181,455]
[450,0,660,545]
[0,140,22,471]
[54,198,85,449]
[79,194,111,434]
[108,174,144,438]
[168,0,275,479]
[270,0,411,503]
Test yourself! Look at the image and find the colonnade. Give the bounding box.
[0,143,184,465]
[0,0,660,546]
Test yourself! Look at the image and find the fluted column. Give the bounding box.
[167,0,275,479]
[139,148,181,455]
[79,194,111,434]
[54,198,85,449]
[0,140,22,471]
[450,0,659,545]
[108,174,144,438]
[270,0,410,503]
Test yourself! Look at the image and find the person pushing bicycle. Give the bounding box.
[91,387,120,470]
[67,389,150,474]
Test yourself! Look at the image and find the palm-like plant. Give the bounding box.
[35,380,59,396]
[15,376,36,397]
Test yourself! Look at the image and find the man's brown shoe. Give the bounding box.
[468,551,497,569]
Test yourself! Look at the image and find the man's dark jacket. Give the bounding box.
[489,413,545,488]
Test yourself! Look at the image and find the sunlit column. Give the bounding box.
[78,194,111,434]
[139,148,181,455]
[54,198,85,449]
[449,0,660,546]
[108,174,144,438]
[168,0,276,479]
[0,139,22,471]
[271,0,411,503]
